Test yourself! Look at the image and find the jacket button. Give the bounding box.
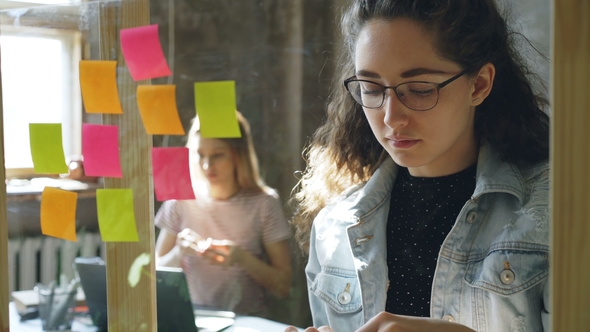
[442,314,455,322]
[500,269,515,285]
[337,291,351,305]
[466,211,478,223]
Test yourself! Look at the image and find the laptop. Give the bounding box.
[74,257,234,332]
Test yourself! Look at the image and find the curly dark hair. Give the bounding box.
[290,0,550,254]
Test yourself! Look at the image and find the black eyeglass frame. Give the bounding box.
[343,70,470,111]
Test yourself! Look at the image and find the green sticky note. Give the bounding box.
[194,81,241,138]
[29,124,68,174]
[96,189,139,242]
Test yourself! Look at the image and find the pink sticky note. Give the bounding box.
[82,124,123,178]
[120,24,171,81]
[152,147,195,201]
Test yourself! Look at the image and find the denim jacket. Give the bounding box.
[306,145,550,332]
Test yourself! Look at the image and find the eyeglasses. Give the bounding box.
[343,70,468,111]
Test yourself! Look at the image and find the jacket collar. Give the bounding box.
[473,144,524,204]
[324,157,397,222]
[334,144,525,220]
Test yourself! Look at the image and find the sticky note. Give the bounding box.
[120,24,171,81]
[152,147,195,201]
[128,252,151,288]
[41,187,78,242]
[82,124,123,178]
[29,123,68,174]
[96,189,139,242]
[79,60,124,114]
[194,81,241,138]
[136,85,185,135]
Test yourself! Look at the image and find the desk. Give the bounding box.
[9,302,97,332]
[9,303,304,332]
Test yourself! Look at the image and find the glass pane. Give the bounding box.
[1,0,551,331]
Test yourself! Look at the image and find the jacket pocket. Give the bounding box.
[463,250,549,295]
[310,268,362,314]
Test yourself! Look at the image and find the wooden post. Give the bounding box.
[0,29,10,332]
[99,0,156,331]
[551,1,590,330]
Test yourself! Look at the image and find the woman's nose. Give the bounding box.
[383,90,410,128]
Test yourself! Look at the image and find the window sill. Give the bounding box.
[7,177,102,201]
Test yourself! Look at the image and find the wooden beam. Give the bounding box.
[99,0,156,331]
[551,0,590,330]
[0,25,10,332]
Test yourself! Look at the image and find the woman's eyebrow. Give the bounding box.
[356,68,452,80]
[355,69,381,79]
[400,67,450,78]
[200,148,228,153]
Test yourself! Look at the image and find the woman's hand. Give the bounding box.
[356,312,476,332]
[174,228,240,267]
[176,228,207,256]
[177,229,243,266]
[285,312,476,332]
[285,326,333,332]
[201,239,241,266]
[177,233,291,296]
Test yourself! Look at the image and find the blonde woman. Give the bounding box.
[155,112,291,317]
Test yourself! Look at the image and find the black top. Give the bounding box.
[385,164,476,317]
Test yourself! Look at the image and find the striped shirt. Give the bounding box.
[155,187,291,316]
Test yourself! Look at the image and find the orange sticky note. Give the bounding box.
[41,187,78,242]
[79,60,124,114]
[136,85,185,135]
[96,189,139,242]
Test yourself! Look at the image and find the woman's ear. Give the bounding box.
[471,63,496,106]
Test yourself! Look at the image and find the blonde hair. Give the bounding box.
[186,111,267,193]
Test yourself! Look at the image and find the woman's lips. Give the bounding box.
[387,137,420,149]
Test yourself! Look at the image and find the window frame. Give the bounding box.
[1,24,82,179]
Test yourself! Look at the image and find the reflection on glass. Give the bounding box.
[155,112,292,317]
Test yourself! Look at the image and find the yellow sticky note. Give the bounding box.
[79,60,124,114]
[96,189,139,242]
[41,187,78,242]
[136,85,185,135]
[29,123,68,174]
[194,81,241,138]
